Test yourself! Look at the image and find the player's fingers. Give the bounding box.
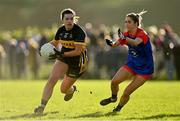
[49,57,56,60]
[49,54,56,60]
[53,48,60,54]
[118,28,121,33]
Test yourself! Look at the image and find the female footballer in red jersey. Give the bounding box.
[100,10,154,112]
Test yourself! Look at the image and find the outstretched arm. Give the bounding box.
[105,39,120,47]
[124,37,143,46]
[118,28,143,46]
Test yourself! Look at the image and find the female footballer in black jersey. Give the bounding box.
[34,8,88,114]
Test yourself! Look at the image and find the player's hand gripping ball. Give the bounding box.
[40,43,55,57]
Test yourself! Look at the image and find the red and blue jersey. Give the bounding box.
[118,28,154,75]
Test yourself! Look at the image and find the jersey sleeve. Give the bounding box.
[74,27,86,44]
[136,31,148,44]
[54,28,61,41]
[118,32,128,45]
[118,39,128,45]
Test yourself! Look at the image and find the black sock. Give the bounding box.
[111,94,117,99]
[41,99,48,107]
[117,104,123,109]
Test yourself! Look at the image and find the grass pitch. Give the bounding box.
[0,80,180,120]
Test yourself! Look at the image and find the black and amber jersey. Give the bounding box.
[54,24,86,52]
[54,24,88,75]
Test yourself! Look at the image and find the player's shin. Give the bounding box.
[111,82,119,100]
[119,94,130,106]
[113,94,130,112]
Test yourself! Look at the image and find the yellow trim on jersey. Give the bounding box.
[74,42,86,45]
[51,40,86,49]
[60,40,75,49]
[79,50,88,73]
[59,40,86,49]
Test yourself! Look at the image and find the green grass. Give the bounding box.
[0,80,180,120]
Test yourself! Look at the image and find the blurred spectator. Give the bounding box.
[163,27,174,79]
[0,44,6,78]
[173,42,180,80]
[85,23,97,46]
[28,38,40,79]
[16,40,28,78]
[163,24,180,80]
[106,47,127,78]
[0,23,179,80]
[95,39,107,78]
[148,26,164,79]
[7,39,17,78]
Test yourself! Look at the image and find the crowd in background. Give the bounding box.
[0,23,180,80]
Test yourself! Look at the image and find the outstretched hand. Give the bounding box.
[105,39,114,46]
[118,28,126,40]
[49,48,64,60]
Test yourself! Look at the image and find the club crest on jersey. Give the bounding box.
[64,33,69,38]
[129,49,138,57]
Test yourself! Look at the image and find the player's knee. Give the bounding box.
[111,79,120,86]
[48,75,59,84]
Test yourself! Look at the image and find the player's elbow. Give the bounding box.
[133,39,143,46]
[133,43,139,46]
[133,42,140,46]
